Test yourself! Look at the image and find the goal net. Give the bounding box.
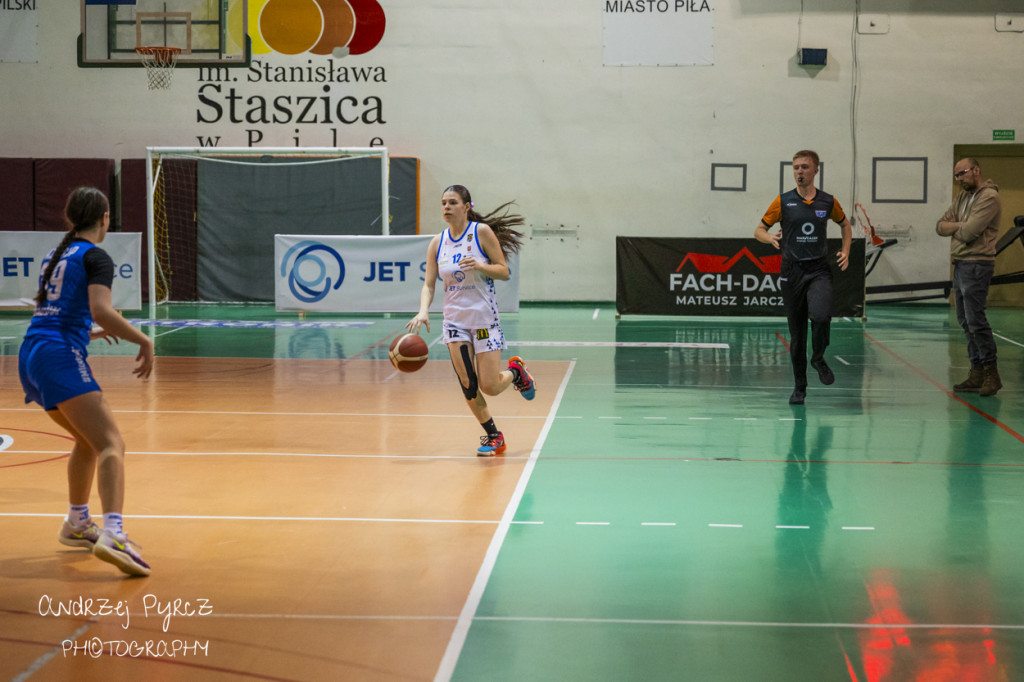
[145,147,392,309]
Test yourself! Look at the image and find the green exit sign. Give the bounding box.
[993,129,1015,141]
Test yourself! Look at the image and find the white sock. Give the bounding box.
[69,504,90,527]
[103,513,124,536]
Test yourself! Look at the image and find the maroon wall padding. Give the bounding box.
[0,158,35,231]
[121,158,150,299]
[33,158,115,231]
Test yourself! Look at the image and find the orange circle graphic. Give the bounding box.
[310,0,355,55]
[259,0,324,55]
[255,0,385,56]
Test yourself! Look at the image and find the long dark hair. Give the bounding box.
[444,185,524,259]
[34,187,109,307]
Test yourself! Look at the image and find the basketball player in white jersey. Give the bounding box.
[405,185,535,455]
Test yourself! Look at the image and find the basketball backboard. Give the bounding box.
[79,0,249,67]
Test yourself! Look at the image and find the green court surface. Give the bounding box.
[2,302,1022,681]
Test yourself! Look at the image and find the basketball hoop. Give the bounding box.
[135,46,181,90]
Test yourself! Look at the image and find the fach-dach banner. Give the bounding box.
[616,237,865,317]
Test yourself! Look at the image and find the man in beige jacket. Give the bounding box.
[936,157,1002,396]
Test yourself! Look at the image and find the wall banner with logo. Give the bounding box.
[275,234,520,313]
[616,237,865,317]
[603,0,714,67]
[0,2,38,63]
[0,232,142,310]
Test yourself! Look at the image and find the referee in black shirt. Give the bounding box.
[755,150,852,405]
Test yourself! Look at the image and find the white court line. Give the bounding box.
[0,512,502,525]
[592,308,600,320]
[0,450,534,460]
[205,613,459,621]
[835,356,851,366]
[508,341,729,348]
[13,621,94,682]
[153,325,190,339]
[995,332,1024,348]
[434,359,576,682]
[0,408,550,419]
[472,616,1024,630]
[75,611,1021,632]
[1,512,877,533]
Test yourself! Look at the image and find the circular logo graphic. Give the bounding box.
[250,0,386,56]
[453,270,466,283]
[802,222,816,235]
[281,241,346,303]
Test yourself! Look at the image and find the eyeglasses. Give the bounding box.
[954,168,975,179]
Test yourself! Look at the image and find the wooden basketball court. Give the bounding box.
[1,345,568,680]
[2,303,1023,681]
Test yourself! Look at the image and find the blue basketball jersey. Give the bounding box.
[25,239,111,351]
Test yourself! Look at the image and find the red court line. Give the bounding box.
[863,332,1024,445]
[0,427,72,468]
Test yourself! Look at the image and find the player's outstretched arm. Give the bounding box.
[88,283,153,378]
[406,235,440,335]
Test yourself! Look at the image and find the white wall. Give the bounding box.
[1,1,1021,301]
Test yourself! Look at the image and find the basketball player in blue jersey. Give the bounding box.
[405,185,536,456]
[18,187,154,576]
[755,150,852,405]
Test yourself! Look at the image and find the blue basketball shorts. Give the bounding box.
[19,337,101,411]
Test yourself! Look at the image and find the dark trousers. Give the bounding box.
[781,258,833,388]
[952,260,997,368]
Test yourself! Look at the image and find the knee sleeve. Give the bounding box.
[455,345,479,400]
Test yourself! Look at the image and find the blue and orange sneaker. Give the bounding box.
[508,356,536,400]
[478,432,506,456]
[58,519,102,549]
[93,531,151,577]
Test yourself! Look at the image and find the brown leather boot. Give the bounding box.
[953,368,984,393]
[979,363,1002,397]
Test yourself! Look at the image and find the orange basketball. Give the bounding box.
[389,333,429,372]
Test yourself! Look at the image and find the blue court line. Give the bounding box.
[128,319,376,329]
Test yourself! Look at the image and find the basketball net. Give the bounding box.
[135,46,181,90]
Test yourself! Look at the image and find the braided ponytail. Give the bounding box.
[34,187,110,308]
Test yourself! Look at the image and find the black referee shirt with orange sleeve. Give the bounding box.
[761,189,846,262]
